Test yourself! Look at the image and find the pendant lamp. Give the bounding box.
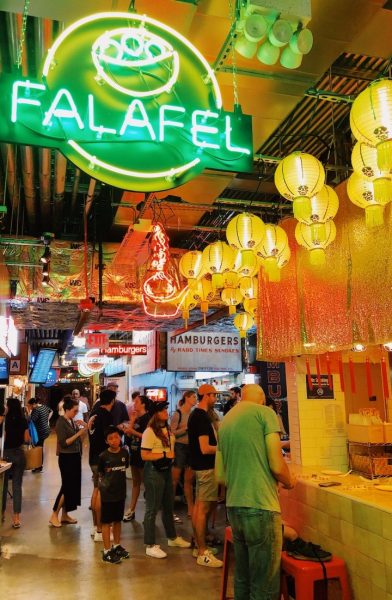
[234,312,254,339]
[201,241,234,291]
[351,142,392,205]
[347,172,390,227]
[179,250,203,289]
[295,221,336,266]
[297,185,339,243]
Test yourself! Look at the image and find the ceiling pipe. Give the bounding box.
[6,12,18,68]
[1,144,19,212]
[84,178,97,216]
[53,151,67,232]
[39,148,51,226]
[20,146,37,231]
[71,168,81,215]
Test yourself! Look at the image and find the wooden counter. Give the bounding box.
[280,467,392,600]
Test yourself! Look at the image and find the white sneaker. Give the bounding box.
[90,526,97,538]
[168,536,191,548]
[94,531,103,542]
[196,550,223,568]
[192,546,218,557]
[146,545,167,559]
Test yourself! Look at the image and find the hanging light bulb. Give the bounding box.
[351,141,392,204]
[201,241,234,291]
[226,212,266,262]
[192,277,214,325]
[233,312,254,339]
[295,221,336,266]
[350,78,392,172]
[243,13,268,43]
[179,250,203,289]
[274,152,326,220]
[347,172,389,227]
[268,19,292,47]
[280,46,302,69]
[296,185,339,243]
[352,343,366,352]
[256,224,289,282]
[221,287,243,315]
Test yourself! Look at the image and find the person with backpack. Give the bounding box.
[170,391,197,520]
[27,398,52,473]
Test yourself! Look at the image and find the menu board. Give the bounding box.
[29,349,56,384]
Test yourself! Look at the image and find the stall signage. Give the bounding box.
[132,331,157,375]
[306,374,334,399]
[259,362,287,400]
[100,344,147,356]
[0,12,253,192]
[167,331,242,372]
[86,333,109,349]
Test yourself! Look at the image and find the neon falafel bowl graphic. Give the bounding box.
[7,12,252,191]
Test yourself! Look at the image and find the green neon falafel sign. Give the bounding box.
[0,12,253,191]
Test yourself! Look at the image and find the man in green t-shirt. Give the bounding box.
[217,384,295,600]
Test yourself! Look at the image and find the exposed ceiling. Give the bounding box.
[0,0,391,347]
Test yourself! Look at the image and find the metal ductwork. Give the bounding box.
[20,146,36,230]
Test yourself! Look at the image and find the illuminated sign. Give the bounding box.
[100,344,148,356]
[85,333,109,349]
[77,348,112,376]
[0,12,253,191]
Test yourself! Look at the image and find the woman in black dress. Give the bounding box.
[49,396,89,527]
[123,395,150,521]
[2,397,29,528]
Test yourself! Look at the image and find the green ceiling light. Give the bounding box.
[280,46,303,69]
[268,19,292,47]
[257,40,279,65]
[235,35,258,59]
[244,14,268,42]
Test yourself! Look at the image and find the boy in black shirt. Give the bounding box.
[98,426,130,564]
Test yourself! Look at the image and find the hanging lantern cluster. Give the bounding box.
[349,79,392,227]
[178,211,291,337]
[274,151,339,266]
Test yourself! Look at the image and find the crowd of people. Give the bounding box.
[1,381,331,598]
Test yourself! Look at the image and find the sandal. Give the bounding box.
[61,517,77,524]
[12,522,21,529]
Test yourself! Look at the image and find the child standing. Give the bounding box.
[98,426,130,564]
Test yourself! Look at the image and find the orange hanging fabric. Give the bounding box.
[315,355,321,387]
[306,358,313,390]
[349,358,356,394]
[365,357,373,397]
[338,357,345,392]
[326,353,333,390]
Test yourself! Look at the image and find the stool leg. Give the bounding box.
[220,539,232,600]
[339,572,351,600]
[280,573,289,600]
[295,573,315,600]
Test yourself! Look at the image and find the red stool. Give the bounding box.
[220,526,234,600]
[280,551,351,599]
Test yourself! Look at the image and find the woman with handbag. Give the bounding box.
[49,396,89,528]
[123,394,150,522]
[141,401,191,559]
[1,397,30,529]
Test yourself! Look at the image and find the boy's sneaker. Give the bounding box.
[113,544,130,560]
[192,546,218,558]
[123,510,135,522]
[146,544,167,559]
[94,531,103,542]
[196,549,223,568]
[167,536,191,548]
[102,549,121,564]
[286,538,332,562]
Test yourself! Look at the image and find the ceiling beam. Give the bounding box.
[172,307,230,336]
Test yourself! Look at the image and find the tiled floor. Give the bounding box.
[0,436,226,600]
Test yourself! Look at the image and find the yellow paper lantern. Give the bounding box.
[295,221,336,266]
[201,241,234,290]
[221,287,243,315]
[274,152,325,220]
[179,250,203,288]
[350,78,392,172]
[180,289,197,327]
[239,276,258,299]
[296,185,340,243]
[234,312,254,338]
[233,248,259,277]
[347,172,389,227]
[243,297,258,317]
[192,277,214,324]
[256,224,289,281]
[351,141,392,204]
[226,212,266,262]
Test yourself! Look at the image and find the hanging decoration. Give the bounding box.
[255,224,290,281]
[243,297,258,318]
[338,356,345,392]
[346,172,390,227]
[295,221,336,266]
[326,353,332,390]
[305,358,313,390]
[296,185,339,243]
[233,312,254,338]
[274,151,325,220]
[350,78,392,172]
[365,357,373,397]
[381,356,390,400]
[180,289,197,328]
[351,142,392,205]
[179,250,204,289]
[226,212,266,262]
[349,357,356,394]
[221,287,243,315]
[192,277,215,324]
[201,241,234,291]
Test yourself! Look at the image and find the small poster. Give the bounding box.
[306,374,334,399]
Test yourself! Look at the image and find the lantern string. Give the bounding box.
[16,0,30,71]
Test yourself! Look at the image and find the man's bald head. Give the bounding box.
[241,384,265,405]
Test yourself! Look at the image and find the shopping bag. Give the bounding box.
[28,421,39,445]
[23,445,43,470]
